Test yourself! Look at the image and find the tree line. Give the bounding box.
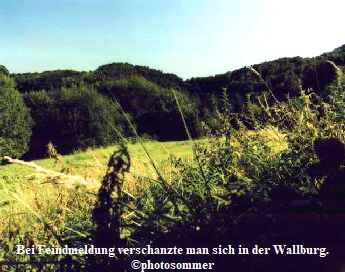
[0,44,344,159]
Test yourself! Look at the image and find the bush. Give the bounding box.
[0,74,33,158]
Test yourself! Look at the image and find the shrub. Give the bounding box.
[0,74,33,158]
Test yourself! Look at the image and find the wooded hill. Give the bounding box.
[1,44,344,159]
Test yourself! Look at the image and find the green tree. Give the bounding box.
[0,65,9,76]
[0,74,33,158]
[99,75,201,140]
[24,84,131,158]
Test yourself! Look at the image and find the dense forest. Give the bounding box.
[1,44,344,159]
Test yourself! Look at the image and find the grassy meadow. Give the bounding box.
[0,138,211,255]
[0,126,288,260]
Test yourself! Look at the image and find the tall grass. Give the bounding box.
[1,63,345,271]
[112,65,345,270]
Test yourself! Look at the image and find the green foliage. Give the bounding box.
[3,67,345,269]
[0,74,33,158]
[94,62,137,79]
[94,62,183,89]
[2,45,345,271]
[24,84,131,158]
[8,44,345,146]
[110,65,345,269]
[186,46,345,116]
[13,70,86,92]
[320,44,345,66]
[0,65,9,75]
[98,75,201,140]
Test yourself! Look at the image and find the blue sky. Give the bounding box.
[1,0,344,79]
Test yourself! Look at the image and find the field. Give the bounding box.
[0,138,215,261]
[0,129,288,254]
[1,139,202,181]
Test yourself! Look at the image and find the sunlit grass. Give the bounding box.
[0,132,288,263]
[245,125,288,154]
